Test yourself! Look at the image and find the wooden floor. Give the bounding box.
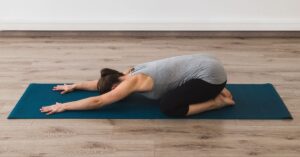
[0,35,299,157]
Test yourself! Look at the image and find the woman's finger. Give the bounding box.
[40,106,46,111]
[46,110,55,115]
[54,88,66,91]
[53,86,62,91]
[60,90,67,94]
[40,106,51,112]
[47,106,57,115]
[41,108,51,113]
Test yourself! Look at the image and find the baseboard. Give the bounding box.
[1,23,300,31]
[1,30,300,38]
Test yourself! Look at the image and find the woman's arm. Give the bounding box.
[53,80,98,94]
[41,76,139,115]
[73,80,98,91]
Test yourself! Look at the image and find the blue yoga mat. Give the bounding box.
[8,83,292,119]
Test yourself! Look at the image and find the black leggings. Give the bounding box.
[159,79,227,117]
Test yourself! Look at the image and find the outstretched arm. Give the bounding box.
[73,80,98,91]
[40,76,139,115]
[53,80,98,94]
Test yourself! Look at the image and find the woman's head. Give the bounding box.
[97,68,124,94]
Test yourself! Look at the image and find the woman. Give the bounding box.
[40,54,235,117]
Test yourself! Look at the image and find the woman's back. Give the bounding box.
[130,54,227,99]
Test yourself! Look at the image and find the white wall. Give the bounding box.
[0,0,300,30]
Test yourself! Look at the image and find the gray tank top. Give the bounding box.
[130,54,227,100]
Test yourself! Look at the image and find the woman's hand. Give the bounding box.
[40,102,66,115]
[53,84,75,94]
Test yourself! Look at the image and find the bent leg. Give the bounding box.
[159,79,227,117]
[186,93,235,116]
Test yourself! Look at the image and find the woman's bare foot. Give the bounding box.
[213,93,235,109]
[221,88,233,99]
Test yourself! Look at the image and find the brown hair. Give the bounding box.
[97,68,124,94]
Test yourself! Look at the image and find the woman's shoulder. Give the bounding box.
[129,73,152,82]
[129,73,154,92]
